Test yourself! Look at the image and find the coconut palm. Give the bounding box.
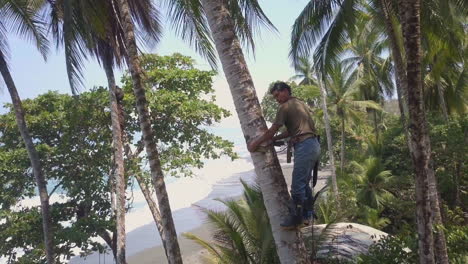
[343,17,394,140]
[184,180,280,264]
[44,0,174,262]
[199,0,310,261]
[349,157,394,210]
[108,0,186,262]
[422,3,467,120]
[402,0,434,262]
[0,0,54,263]
[325,62,381,172]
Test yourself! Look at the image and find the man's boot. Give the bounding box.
[280,198,304,230]
[303,197,315,226]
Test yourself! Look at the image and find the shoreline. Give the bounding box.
[128,156,331,264]
[128,222,212,264]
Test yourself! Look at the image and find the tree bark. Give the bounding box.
[103,51,127,264]
[200,0,310,263]
[403,1,433,263]
[134,173,169,258]
[318,80,339,197]
[402,1,450,263]
[0,51,55,264]
[115,1,183,263]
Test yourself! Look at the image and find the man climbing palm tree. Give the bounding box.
[248,82,320,229]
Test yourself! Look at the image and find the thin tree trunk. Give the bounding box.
[318,80,339,197]
[99,229,117,260]
[436,81,449,122]
[124,137,170,259]
[134,173,169,257]
[0,51,54,264]
[402,1,450,263]
[201,1,309,263]
[426,165,449,264]
[116,1,183,263]
[340,117,345,173]
[382,0,408,119]
[402,1,434,263]
[103,52,127,264]
[373,110,379,142]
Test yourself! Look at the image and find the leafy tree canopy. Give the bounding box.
[0,53,236,262]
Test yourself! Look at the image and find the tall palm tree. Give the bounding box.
[292,57,339,198]
[114,0,183,263]
[422,2,467,120]
[343,17,394,140]
[45,1,173,262]
[325,62,381,172]
[0,1,54,263]
[199,0,310,262]
[402,0,434,262]
[289,2,454,261]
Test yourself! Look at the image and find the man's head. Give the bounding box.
[270,82,291,104]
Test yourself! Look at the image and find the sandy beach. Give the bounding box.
[127,154,331,264]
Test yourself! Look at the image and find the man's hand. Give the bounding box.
[247,140,259,152]
[247,124,281,152]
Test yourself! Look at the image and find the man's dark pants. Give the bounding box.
[291,137,321,218]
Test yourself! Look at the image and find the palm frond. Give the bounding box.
[290,0,340,67]
[164,0,217,69]
[227,0,278,53]
[0,0,49,58]
[183,232,224,260]
[128,0,162,48]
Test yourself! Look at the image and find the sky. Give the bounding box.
[0,0,310,125]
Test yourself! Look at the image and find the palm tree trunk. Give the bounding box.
[402,1,449,263]
[115,1,183,263]
[381,0,408,119]
[0,51,55,264]
[373,110,379,142]
[436,81,449,122]
[318,80,339,197]
[103,51,127,264]
[402,1,434,262]
[200,0,309,263]
[340,117,345,173]
[380,0,414,154]
[124,138,171,259]
[134,173,169,257]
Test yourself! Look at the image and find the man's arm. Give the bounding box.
[272,130,289,141]
[247,124,281,152]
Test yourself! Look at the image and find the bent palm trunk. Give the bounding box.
[0,52,54,264]
[318,80,338,197]
[103,52,127,264]
[201,0,309,263]
[116,1,183,263]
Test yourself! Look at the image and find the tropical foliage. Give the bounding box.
[184,181,280,264]
[0,53,235,262]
